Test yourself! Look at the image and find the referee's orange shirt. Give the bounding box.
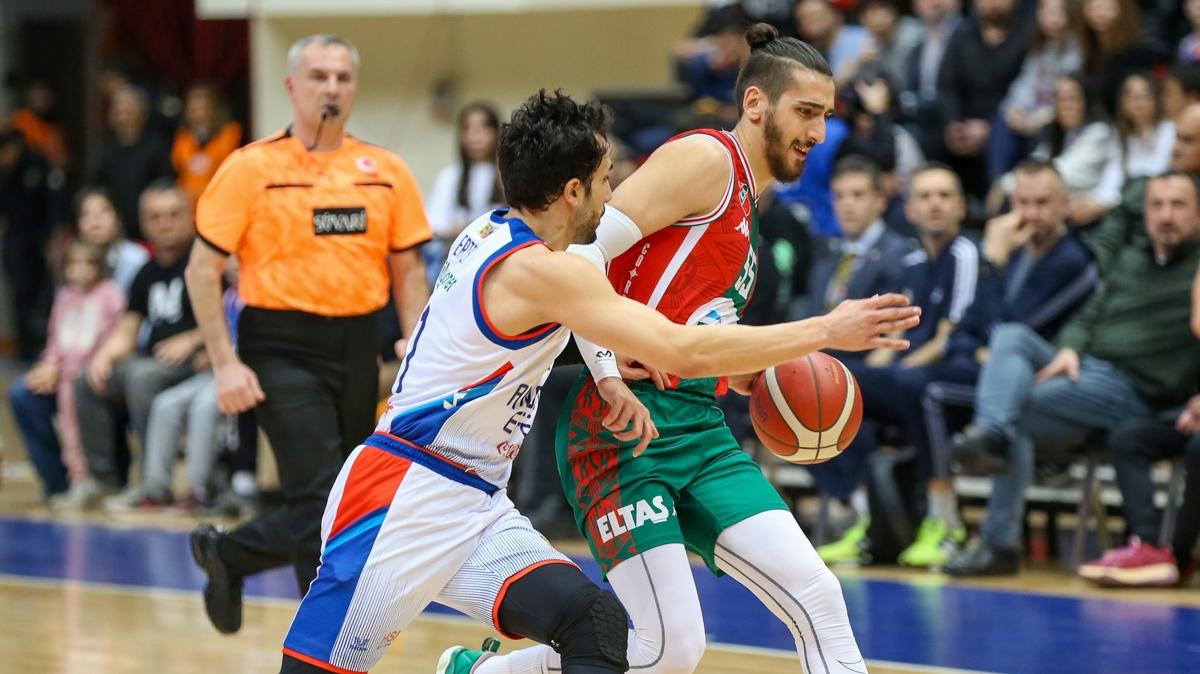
[196,128,432,317]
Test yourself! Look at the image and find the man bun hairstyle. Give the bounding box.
[734,23,832,117]
[745,22,781,50]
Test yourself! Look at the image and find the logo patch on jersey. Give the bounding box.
[478,222,496,239]
[356,156,378,174]
[738,182,751,216]
[594,496,675,543]
[313,207,367,235]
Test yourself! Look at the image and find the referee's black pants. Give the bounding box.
[221,308,380,593]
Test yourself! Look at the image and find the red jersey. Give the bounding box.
[608,129,760,327]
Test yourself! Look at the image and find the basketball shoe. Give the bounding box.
[816,516,870,565]
[190,523,243,633]
[898,518,966,568]
[1078,537,1179,587]
[436,638,501,674]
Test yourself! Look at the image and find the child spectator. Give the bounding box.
[75,188,149,293]
[8,241,125,499]
[106,266,242,512]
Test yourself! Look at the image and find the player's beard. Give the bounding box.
[764,107,807,184]
[572,190,602,245]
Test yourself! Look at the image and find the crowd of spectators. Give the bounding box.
[652,0,1200,585]
[2,71,258,515]
[2,0,1199,590]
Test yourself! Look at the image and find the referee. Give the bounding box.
[184,34,431,634]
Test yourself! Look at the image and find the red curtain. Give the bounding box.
[104,0,249,91]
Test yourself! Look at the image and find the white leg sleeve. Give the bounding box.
[714,510,868,674]
[476,544,706,674]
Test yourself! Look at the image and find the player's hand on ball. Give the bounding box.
[596,376,659,456]
[824,294,921,352]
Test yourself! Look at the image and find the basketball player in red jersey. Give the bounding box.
[450,23,891,674]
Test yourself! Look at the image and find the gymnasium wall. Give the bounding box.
[251,6,704,192]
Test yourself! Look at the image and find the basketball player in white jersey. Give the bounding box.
[278,90,917,674]
[457,24,886,674]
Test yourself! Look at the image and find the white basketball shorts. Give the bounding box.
[282,432,573,673]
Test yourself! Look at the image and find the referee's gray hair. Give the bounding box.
[287,34,360,73]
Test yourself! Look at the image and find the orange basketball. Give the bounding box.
[749,352,863,464]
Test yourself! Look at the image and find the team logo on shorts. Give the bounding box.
[356,156,378,175]
[594,496,675,543]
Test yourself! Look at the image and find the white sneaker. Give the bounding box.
[102,484,172,513]
[50,479,116,513]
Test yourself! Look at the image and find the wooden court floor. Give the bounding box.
[2,577,959,674]
[2,364,1197,673]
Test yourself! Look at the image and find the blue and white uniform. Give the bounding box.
[283,211,575,673]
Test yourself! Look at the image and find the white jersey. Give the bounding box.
[374,210,570,487]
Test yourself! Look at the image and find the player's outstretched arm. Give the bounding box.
[509,251,921,378]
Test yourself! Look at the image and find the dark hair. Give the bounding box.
[1148,169,1200,203]
[911,161,965,197]
[139,178,190,211]
[734,23,832,118]
[455,101,504,210]
[1168,62,1200,98]
[1046,73,1103,157]
[184,83,231,130]
[1114,71,1163,179]
[832,155,883,193]
[1075,0,1142,72]
[498,89,611,212]
[861,0,900,12]
[708,5,752,35]
[1030,0,1082,53]
[1013,157,1063,180]
[73,186,120,233]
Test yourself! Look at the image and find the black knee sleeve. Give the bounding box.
[497,563,629,673]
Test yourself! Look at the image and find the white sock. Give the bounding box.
[231,471,257,496]
[474,645,549,674]
[928,488,961,529]
[715,510,867,673]
[849,487,869,520]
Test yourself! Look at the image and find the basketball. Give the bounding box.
[749,352,863,464]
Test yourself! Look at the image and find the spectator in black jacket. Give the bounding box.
[898,0,963,160]
[90,86,174,241]
[0,129,63,360]
[938,0,1030,198]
